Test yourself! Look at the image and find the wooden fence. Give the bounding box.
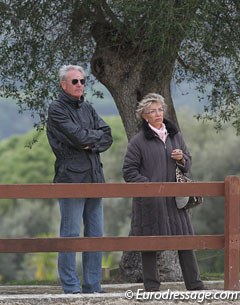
[0,175,239,290]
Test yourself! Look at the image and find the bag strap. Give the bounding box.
[172,135,193,179]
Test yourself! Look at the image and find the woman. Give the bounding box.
[122,93,205,291]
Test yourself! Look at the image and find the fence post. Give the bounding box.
[224,176,240,290]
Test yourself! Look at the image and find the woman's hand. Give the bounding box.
[171,149,184,162]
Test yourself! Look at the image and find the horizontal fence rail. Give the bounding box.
[0,182,225,198]
[0,235,225,253]
[0,176,239,290]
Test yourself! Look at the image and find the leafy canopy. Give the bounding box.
[0,0,240,133]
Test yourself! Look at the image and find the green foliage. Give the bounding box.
[102,253,115,269]
[178,109,240,273]
[0,115,128,282]
[178,108,240,180]
[22,234,57,281]
[0,0,240,134]
[176,1,240,133]
[0,130,55,184]
[0,129,58,281]
[102,116,127,182]
[101,117,132,242]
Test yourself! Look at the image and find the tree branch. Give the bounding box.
[177,54,192,70]
[100,0,120,24]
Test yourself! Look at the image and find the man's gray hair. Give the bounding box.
[136,93,167,119]
[59,65,86,81]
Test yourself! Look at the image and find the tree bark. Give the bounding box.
[119,251,182,283]
[91,46,179,140]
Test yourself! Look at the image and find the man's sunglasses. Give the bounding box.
[71,79,86,85]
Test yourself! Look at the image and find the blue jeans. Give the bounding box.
[58,197,103,293]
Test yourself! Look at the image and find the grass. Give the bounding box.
[200,272,224,281]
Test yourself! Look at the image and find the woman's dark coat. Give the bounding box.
[122,119,194,236]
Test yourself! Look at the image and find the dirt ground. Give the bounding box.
[0,282,239,305]
[0,295,239,305]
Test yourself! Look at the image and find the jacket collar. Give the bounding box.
[142,118,179,139]
[58,89,84,108]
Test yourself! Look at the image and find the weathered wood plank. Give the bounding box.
[224,176,240,290]
[0,235,224,253]
[0,182,225,199]
[0,177,238,290]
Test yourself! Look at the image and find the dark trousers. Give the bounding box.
[141,250,204,290]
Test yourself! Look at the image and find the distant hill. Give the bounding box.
[0,86,118,141]
[85,82,119,116]
[0,99,35,140]
[89,81,205,114]
[0,81,205,140]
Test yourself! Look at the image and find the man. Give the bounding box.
[47,64,113,294]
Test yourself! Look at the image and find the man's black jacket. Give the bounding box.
[47,90,113,183]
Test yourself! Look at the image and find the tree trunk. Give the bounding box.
[91,47,179,140]
[91,45,182,282]
[119,251,182,283]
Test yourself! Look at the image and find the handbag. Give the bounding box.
[175,166,203,209]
